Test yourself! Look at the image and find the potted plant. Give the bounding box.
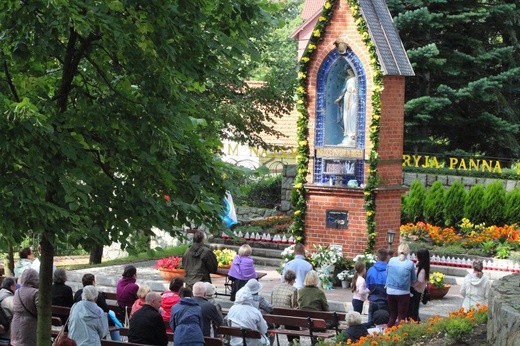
[311,245,343,290]
[337,269,354,288]
[428,271,451,299]
[155,256,184,281]
[213,248,236,269]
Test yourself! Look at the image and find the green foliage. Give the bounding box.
[481,240,497,256]
[236,174,282,208]
[402,179,426,223]
[0,1,293,344]
[431,244,466,257]
[444,317,474,343]
[443,181,467,226]
[424,181,445,225]
[388,0,520,157]
[505,188,520,225]
[482,181,507,226]
[464,184,486,224]
[495,243,512,259]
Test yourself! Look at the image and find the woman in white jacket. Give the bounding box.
[461,260,491,310]
[69,286,109,346]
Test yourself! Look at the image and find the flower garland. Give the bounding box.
[290,0,383,253]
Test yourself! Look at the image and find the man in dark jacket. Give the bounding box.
[128,292,168,346]
[365,248,389,327]
[182,231,218,289]
[192,282,223,336]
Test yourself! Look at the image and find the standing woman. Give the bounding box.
[408,249,430,322]
[351,262,370,314]
[10,269,39,346]
[385,243,416,327]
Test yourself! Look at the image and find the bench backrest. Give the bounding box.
[262,314,327,330]
[101,340,152,346]
[270,307,344,333]
[118,327,222,345]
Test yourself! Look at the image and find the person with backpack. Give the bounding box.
[0,277,16,345]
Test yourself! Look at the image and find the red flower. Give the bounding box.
[163,195,171,202]
[155,256,182,270]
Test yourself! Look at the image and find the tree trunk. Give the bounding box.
[89,244,103,264]
[5,243,15,277]
[36,234,54,346]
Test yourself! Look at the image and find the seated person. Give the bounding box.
[226,287,269,346]
[192,282,224,337]
[298,270,329,311]
[245,279,272,314]
[161,277,183,324]
[130,284,151,317]
[128,292,168,346]
[170,288,204,346]
[51,268,74,324]
[341,311,369,343]
[367,309,389,335]
[227,244,257,301]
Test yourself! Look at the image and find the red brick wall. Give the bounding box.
[303,0,407,256]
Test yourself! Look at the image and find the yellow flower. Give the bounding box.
[319,16,326,22]
[301,57,310,63]
[364,191,371,196]
[298,72,306,79]
[297,99,304,104]
[297,86,305,93]
[313,29,321,37]
[324,2,331,9]
[294,210,302,216]
[299,140,307,146]
[372,115,380,121]
[308,44,316,51]
[294,183,303,189]
[366,211,374,217]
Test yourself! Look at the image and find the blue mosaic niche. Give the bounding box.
[314,48,366,186]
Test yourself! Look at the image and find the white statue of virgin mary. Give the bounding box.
[334,68,358,146]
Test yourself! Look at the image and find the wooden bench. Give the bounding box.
[118,327,222,346]
[271,307,346,334]
[101,340,152,346]
[263,314,336,346]
[218,325,261,346]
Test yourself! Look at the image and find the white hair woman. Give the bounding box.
[68,285,109,346]
[342,311,368,342]
[297,270,329,311]
[385,243,416,327]
[130,284,151,317]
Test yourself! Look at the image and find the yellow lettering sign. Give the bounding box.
[402,155,411,167]
[493,161,502,173]
[449,158,458,169]
[481,160,492,172]
[458,159,467,170]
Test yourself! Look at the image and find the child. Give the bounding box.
[351,262,370,314]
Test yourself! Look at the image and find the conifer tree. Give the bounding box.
[481,181,507,226]
[387,0,520,157]
[464,184,485,224]
[443,181,466,226]
[424,181,445,225]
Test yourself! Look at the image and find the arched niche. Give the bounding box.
[313,48,367,187]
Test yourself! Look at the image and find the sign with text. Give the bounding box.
[316,147,364,159]
[326,210,348,229]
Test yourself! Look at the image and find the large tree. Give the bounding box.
[388,0,520,157]
[0,1,292,344]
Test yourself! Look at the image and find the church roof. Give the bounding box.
[293,0,414,76]
[359,0,414,76]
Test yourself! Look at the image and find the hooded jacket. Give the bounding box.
[116,276,138,308]
[13,259,32,279]
[460,272,490,310]
[170,298,204,345]
[0,287,14,339]
[226,288,269,346]
[10,269,39,346]
[365,261,387,302]
[182,243,218,288]
[68,300,109,346]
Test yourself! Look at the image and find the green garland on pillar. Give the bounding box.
[290,0,383,251]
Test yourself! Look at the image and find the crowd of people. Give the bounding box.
[0,231,492,346]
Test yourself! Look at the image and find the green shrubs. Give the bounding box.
[464,184,485,224]
[424,181,445,225]
[505,188,520,225]
[481,181,506,226]
[403,179,520,229]
[402,179,426,223]
[444,181,466,226]
[235,174,282,208]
